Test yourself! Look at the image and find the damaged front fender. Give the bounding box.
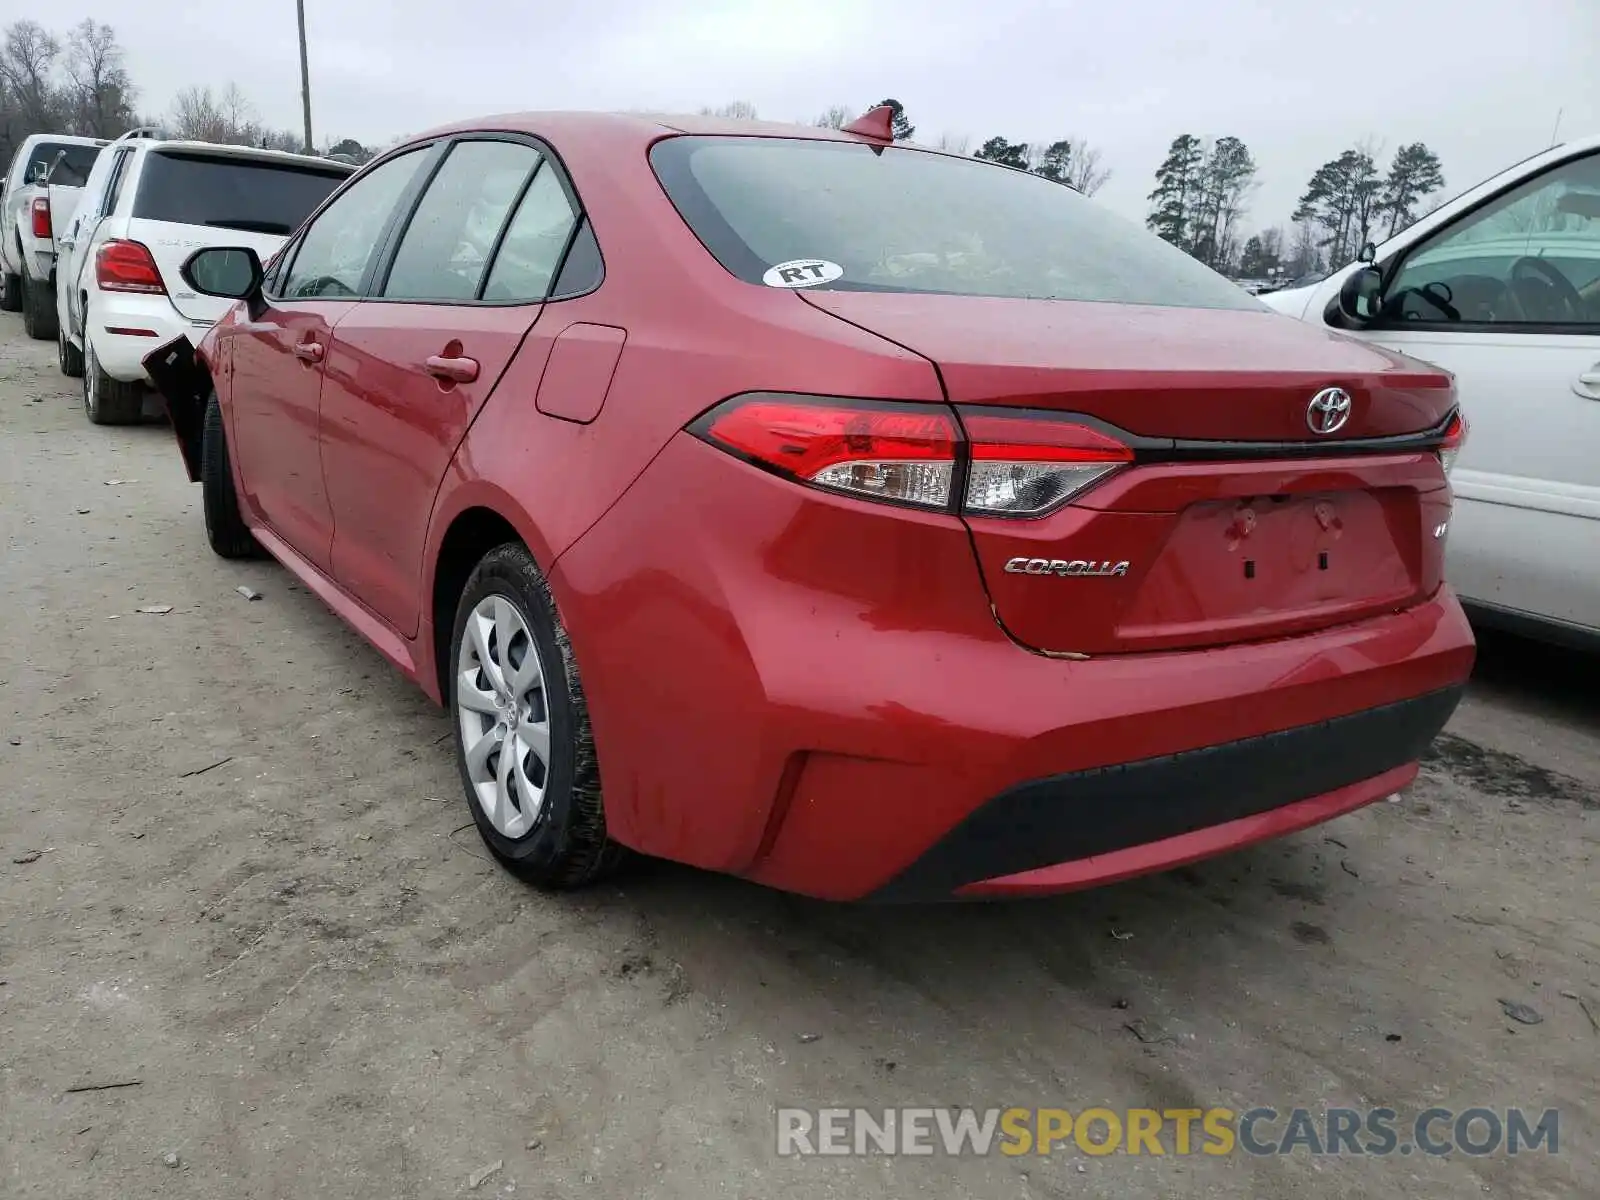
[142,337,210,483]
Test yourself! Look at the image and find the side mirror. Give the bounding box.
[1555,191,1600,220]
[181,246,264,301]
[1336,265,1385,324]
[1357,241,1378,264]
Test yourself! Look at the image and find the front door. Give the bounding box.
[1352,150,1600,633]
[227,148,431,570]
[321,137,582,635]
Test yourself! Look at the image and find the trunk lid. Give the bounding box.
[804,292,1458,656]
[801,293,1453,441]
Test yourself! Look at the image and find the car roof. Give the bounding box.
[403,109,907,150]
[22,133,106,147]
[131,139,355,173]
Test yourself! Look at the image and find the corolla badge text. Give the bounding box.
[1004,557,1130,577]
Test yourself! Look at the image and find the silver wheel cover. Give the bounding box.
[455,594,553,839]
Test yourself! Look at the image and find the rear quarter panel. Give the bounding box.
[420,123,945,616]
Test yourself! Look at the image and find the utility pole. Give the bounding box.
[297,0,314,154]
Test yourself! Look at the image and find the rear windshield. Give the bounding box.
[651,136,1261,310]
[32,142,101,187]
[133,152,350,235]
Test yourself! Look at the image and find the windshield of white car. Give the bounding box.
[133,152,350,236]
[650,135,1263,309]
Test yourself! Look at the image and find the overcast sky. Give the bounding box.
[17,0,1600,233]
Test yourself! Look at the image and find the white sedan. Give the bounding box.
[1263,134,1600,649]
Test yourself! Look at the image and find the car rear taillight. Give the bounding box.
[960,410,1133,517]
[96,240,166,295]
[690,394,1130,516]
[30,196,50,239]
[693,394,958,510]
[1437,412,1466,478]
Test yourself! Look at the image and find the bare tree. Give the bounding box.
[168,82,298,149]
[699,100,759,121]
[218,82,256,136]
[1066,139,1112,196]
[169,85,227,142]
[813,105,849,130]
[0,20,63,132]
[64,19,135,137]
[934,131,970,155]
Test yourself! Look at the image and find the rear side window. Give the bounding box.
[133,152,350,235]
[381,139,540,301]
[27,141,100,185]
[99,148,135,218]
[651,136,1262,310]
[481,164,580,302]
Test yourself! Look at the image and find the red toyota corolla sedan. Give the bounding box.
[145,108,1474,901]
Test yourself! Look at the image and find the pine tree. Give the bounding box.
[1030,139,1073,183]
[873,98,914,141]
[1380,143,1445,238]
[973,136,1030,170]
[1146,134,1205,250]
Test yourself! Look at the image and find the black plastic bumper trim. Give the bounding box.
[871,685,1465,902]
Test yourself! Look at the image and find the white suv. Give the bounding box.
[55,130,353,424]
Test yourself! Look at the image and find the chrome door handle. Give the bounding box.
[292,341,325,363]
[425,354,479,383]
[1575,370,1600,400]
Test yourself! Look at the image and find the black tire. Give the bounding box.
[20,272,57,340]
[0,270,20,312]
[201,394,261,559]
[450,543,623,889]
[58,320,83,378]
[83,339,145,425]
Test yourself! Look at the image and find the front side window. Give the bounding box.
[281,149,427,299]
[650,136,1261,310]
[381,139,540,301]
[1383,152,1600,327]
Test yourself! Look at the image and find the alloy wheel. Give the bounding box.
[455,594,553,839]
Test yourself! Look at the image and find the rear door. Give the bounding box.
[124,148,351,323]
[320,135,583,635]
[226,148,432,569]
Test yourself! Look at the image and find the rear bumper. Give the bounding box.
[874,686,1460,901]
[89,293,208,382]
[554,432,1478,902]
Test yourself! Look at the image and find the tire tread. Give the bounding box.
[201,395,261,559]
[453,543,623,890]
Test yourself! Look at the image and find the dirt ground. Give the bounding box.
[0,311,1595,1200]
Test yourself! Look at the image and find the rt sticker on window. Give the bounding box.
[762,259,844,288]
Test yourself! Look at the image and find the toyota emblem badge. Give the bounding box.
[1306,387,1353,435]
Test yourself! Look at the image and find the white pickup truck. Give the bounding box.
[1,134,108,339]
